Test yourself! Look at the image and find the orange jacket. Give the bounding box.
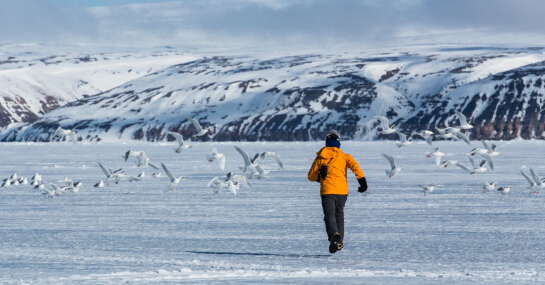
[308,147,364,196]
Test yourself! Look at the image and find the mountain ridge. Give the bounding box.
[2,46,545,142]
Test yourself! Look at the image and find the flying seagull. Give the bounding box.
[234,145,259,176]
[187,117,212,137]
[161,162,184,192]
[382,153,404,178]
[167,131,192,153]
[420,184,442,196]
[52,127,78,144]
[455,111,474,130]
[373,116,397,135]
[260,151,284,170]
[207,148,226,170]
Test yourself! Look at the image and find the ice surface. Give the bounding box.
[1,140,544,284]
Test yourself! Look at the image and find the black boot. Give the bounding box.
[329,232,341,254]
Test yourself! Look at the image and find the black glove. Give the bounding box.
[358,177,368,193]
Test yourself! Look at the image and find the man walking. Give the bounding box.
[308,132,368,253]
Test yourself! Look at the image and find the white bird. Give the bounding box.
[2,178,11,188]
[234,145,259,175]
[529,167,545,194]
[42,189,54,198]
[206,148,226,170]
[137,171,145,178]
[455,111,474,130]
[451,130,471,145]
[187,117,212,137]
[520,169,537,189]
[479,153,495,171]
[34,183,45,191]
[412,130,434,145]
[207,176,225,193]
[57,178,80,193]
[426,148,445,165]
[98,163,123,185]
[482,141,501,156]
[94,180,104,188]
[152,172,162,178]
[31,173,42,182]
[98,163,114,185]
[444,126,469,144]
[445,126,462,134]
[252,165,271,179]
[18,177,28,185]
[395,132,415,148]
[471,156,491,173]
[52,127,78,144]
[123,150,141,162]
[467,147,488,156]
[123,150,159,169]
[483,182,497,193]
[167,131,192,153]
[420,184,442,196]
[520,168,543,194]
[224,180,239,195]
[115,173,142,183]
[42,188,61,198]
[457,157,491,174]
[5,172,18,183]
[69,181,82,193]
[260,152,284,170]
[49,183,67,195]
[207,177,239,195]
[373,116,397,135]
[497,186,512,195]
[454,161,474,174]
[224,172,252,189]
[382,153,404,178]
[439,160,459,168]
[161,162,184,192]
[434,126,460,141]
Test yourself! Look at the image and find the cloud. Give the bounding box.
[393,0,545,34]
[3,0,545,48]
[0,0,98,44]
[85,0,399,47]
[91,0,545,47]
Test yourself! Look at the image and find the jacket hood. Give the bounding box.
[316,147,343,159]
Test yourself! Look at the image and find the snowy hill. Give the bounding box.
[0,44,198,128]
[2,45,545,142]
[396,48,545,140]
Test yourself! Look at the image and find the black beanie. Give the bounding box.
[325,132,341,148]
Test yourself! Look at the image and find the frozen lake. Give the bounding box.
[1,140,545,284]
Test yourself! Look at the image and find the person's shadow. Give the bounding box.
[185,250,330,258]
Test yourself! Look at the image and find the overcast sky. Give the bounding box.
[2,0,545,49]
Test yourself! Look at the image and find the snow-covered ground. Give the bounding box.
[1,139,545,284]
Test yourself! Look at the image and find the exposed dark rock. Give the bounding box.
[4,52,545,142]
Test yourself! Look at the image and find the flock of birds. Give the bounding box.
[4,112,542,198]
[1,171,83,198]
[374,111,543,196]
[2,117,284,197]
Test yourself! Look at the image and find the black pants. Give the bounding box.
[321,194,347,243]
